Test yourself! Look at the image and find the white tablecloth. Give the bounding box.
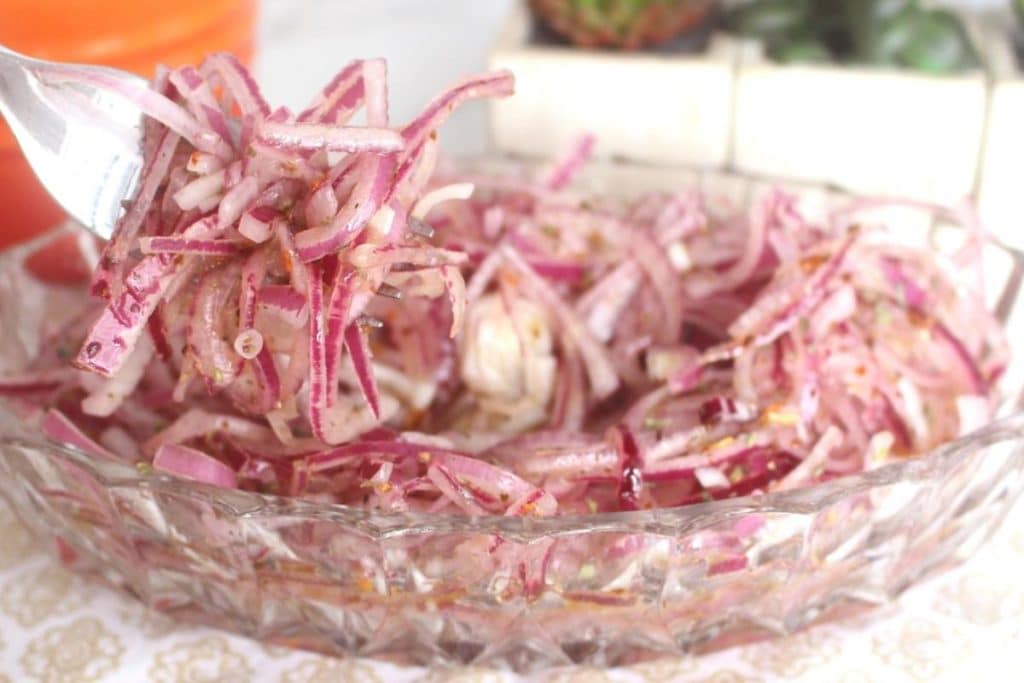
[1,498,1022,682]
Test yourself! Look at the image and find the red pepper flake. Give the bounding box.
[610,424,643,511]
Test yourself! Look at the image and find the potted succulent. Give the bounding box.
[489,1,739,167]
[726,0,978,72]
[527,0,719,50]
[728,0,987,203]
[1016,0,1024,59]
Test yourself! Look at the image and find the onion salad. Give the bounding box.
[0,56,1008,518]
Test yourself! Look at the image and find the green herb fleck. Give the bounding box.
[643,416,667,430]
[876,303,892,326]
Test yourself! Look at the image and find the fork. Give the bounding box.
[0,43,150,240]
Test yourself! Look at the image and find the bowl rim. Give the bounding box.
[3,410,1023,539]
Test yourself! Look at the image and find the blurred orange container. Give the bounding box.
[0,0,259,252]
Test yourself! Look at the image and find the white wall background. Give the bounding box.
[256,0,514,155]
[254,0,1010,155]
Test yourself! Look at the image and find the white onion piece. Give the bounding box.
[233,329,265,360]
[411,182,475,220]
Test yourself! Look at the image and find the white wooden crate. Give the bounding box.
[731,33,988,204]
[487,3,738,167]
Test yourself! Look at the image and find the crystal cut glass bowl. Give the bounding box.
[2,165,1024,673]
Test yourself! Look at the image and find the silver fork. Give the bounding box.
[0,44,150,240]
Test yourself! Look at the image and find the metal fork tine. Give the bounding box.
[407,217,435,239]
[376,283,403,300]
[357,315,385,329]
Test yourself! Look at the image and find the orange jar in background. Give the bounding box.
[0,0,259,255]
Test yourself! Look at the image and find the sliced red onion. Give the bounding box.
[631,228,685,343]
[138,236,241,255]
[294,154,395,262]
[173,169,225,210]
[81,335,154,417]
[41,410,117,461]
[297,59,365,123]
[307,262,362,442]
[201,52,271,118]
[186,151,225,175]
[431,451,557,516]
[169,65,235,151]
[880,257,928,310]
[39,55,1006,522]
[344,322,381,418]
[187,264,243,390]
[75,233,210,377]
[239,245,271,330]
[238,206,277,244]
[257,121,402,153]
[501,245,619,399]
[100,128,182,268]
[695,466,730,490]
[932,321,987,395]
[363,58,389,127]
[0,370,76,395]
[412,183,475,220]
[440,266,467,338]
[400,71,514,152]
[542,133,595,191]
[99,426,142,462]
[249,346,281,414]
[549,342,586,430]
[257,285,308,327]
[577,262,641,343]
[726,230,858,352]
[304,182,340,228]
[217,175,260,228]
[233,329,264,359]
[153,443,238,488]
[427,463,487,515]
[143,408,275,456]
[610,423,644,511]
[348,244,468,270]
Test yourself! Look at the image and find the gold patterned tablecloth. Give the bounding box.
[1,499,1023,683]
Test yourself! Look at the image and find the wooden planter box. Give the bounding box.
[731,33,988,204]
[977,11,1024,250]
[488,3,738,167]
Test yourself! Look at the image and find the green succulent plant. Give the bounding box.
[726,0,978,73]
[528,0,717,50]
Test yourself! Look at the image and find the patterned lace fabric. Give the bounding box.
[0,498,1022,683]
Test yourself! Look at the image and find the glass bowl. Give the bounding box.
[2,167,1024,673]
